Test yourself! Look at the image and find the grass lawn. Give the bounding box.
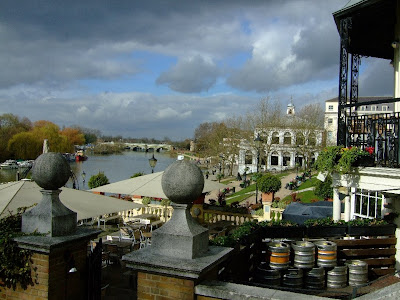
[283,190,323,203]
[226,193,253,205]
[225,184,256,205]
[295,176,318,191]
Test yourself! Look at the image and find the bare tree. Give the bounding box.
[245,97,284,171]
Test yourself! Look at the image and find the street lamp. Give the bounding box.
[254,133,262,204]
[149,153,157,173]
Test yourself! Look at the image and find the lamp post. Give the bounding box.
[149,153,157,173]
[254,133,262,204]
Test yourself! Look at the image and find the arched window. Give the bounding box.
[283,132,292,145]
[245,151,252,164]
[296,133,305,145]
[272,132,279,144]
[308,133,316,146]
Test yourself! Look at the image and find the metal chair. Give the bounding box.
[132,230,142,250]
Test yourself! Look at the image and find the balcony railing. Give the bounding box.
[346,111,400,167]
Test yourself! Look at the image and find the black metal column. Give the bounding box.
[337,18,351,146]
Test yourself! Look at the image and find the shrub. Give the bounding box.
[161,199,171,206]
[88,171,109,189]
[314,175,333,200]
[131,172,144,178]
[257,174,281,193]
[142,197,151,205]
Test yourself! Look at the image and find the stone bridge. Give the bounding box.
[124,142,173,152]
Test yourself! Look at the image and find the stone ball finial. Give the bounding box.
[32,152,71,190]
[161,160,204,204]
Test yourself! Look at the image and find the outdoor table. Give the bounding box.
[103,240,133,255]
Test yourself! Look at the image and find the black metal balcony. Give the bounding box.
[345,106,399,168]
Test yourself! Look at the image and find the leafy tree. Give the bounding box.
[60,127,85,152]
[314,175,333,200]
[0,114,32,161]
[88,172,110,189]
[257,174,282,194]
[8,132,42,160]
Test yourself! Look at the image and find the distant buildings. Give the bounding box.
[324,97,393,145]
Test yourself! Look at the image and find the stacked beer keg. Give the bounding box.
[254,239,368,290]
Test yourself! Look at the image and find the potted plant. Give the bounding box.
[259,219,304,238]
[315,146,375,175]
[257,174,281,203]
[304,217,347,238]
[347,218,396,236]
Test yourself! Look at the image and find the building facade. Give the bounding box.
[238,103,324,174]
[324,97,394,146]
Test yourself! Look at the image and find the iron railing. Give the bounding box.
[346,111,400,168]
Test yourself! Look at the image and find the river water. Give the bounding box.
[0,151,178,190]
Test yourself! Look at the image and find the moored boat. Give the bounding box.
[17,160,34,168]
[75,150,88,162]
[0,160,19,169]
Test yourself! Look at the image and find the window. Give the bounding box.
[283,132,292,144]
[372,106,377,111]
[327,131,333,139]
[272,132,279,144]
[328,118,333,124]
[382,106,388,111]
[245,151,252,164]
[328,105,334,110]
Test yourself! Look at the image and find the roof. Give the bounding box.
[90,171,228,199]
[0,181,142,220]
[325,96,393,103]
[332,0,396,59]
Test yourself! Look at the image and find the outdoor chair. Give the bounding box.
[102,251,110,267]
[107,244,121,264]
[132,230,142,250]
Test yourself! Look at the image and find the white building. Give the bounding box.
[238,103,324,174]
[325,97,393,146]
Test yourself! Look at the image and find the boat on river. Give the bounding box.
[75,150,88,162]
[0,160,19,169]
[17,160,34,168]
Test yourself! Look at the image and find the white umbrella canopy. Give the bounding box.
[0,181,142,220]
[90,171,228,199]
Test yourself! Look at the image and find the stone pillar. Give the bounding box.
[123,160,233,300]
[344,194,351,222]
[333,186,341,222]
[8,153,101,300]
[350,187,356,220]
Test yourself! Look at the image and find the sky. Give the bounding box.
[0,0,394,140]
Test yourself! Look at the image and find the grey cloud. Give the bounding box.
[359,58,393,97]
[156,56,219,93]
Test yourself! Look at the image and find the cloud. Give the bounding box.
[2,0,390,140]
[156,56,220,93]
[359,58,393,96]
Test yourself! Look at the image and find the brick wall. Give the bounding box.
[196,296,220,300]
[137,272,195,300]
[1,241,88,300]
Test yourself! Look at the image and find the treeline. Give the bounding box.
[0,114,98,161]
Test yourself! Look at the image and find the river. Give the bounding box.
[0,151,178,190]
